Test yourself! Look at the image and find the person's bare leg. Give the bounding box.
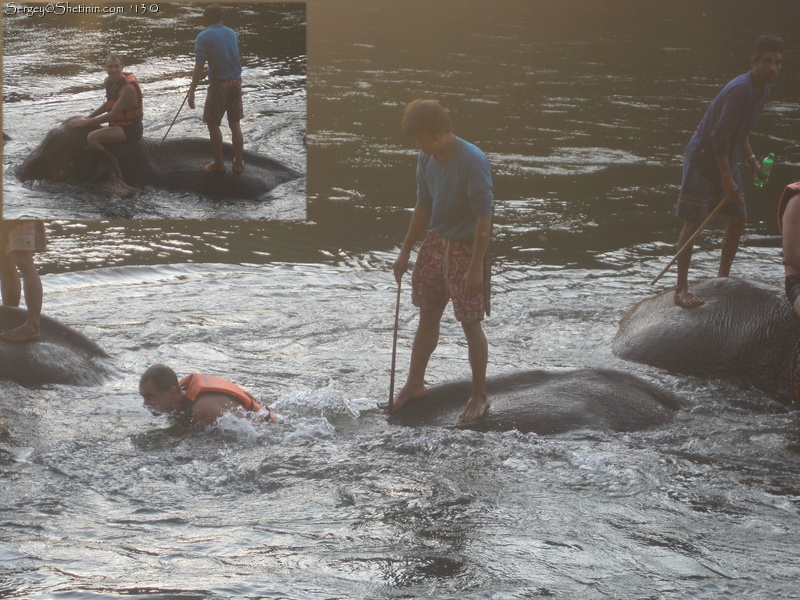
[86,127,136,193]
[201,124,226,173]
[230,120,244,174]
[718,214,746,278]
[389,305,445,412]
[0,254,21,307]
[0,251,41,342]
[458,318,489,422]
[674,218,705,308]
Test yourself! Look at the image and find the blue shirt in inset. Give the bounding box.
[195,24,242,81]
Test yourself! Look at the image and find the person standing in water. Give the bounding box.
[188,3,245,174]
[672,35,783,308]
[389,99,494,423]
[779,182,800,317]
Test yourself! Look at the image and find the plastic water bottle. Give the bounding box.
[753,153,775,187]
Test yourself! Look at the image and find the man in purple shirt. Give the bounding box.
[673,35,783,308]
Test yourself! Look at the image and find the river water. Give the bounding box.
[2,1,307,220]
[2,1,800,599]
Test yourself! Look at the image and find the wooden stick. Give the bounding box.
[388,278,402,412]
[650,195,730,286]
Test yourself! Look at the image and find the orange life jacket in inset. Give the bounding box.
[105,72,143,127]
[778,182,800,234]
[179,373,264,413]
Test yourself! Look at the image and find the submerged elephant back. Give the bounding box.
[389,368,683,435]
[613,278,799,404]
[0,306,109,386]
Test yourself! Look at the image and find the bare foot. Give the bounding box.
[233,158,244,175]
[1,323,41,343]
[458,394,489,423]
[380,382,427,413]
[674,289,704,309]
[200,162,226,173]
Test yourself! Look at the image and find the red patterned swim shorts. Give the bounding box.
[411,231,485,322]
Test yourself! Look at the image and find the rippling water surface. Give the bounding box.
[3,1,800,598]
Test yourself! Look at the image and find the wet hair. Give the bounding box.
[140,364,180,391]
[753,35,784,59]
[105,54,124,66]
[402,99,453,137]
[203,3,224,26]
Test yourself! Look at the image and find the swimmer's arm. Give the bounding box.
[191,393,244,425]
[782,196,800,271]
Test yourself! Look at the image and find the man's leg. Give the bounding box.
[718,214,746,277]
[230,120,244,174]
[1,251,42,342]
[85,127,135,193]
[390,305,445,412]
[0,253,21,307]
[201,123,226,173]
[674,218,704,308]
[459,319,489,422]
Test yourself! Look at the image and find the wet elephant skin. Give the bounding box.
[388,368,685,434]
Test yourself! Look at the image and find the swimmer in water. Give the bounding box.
[139,364,276,425]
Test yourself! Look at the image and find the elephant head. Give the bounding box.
[17,121,109,183]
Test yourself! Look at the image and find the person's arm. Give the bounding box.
[70,84,136,128]
[187,63,206,110]
[782,195,800,272]
[462,215,492,299]
[393,205,432,284]
[191,393,243,425]
[88,101,108,119]
[740,137,760,176]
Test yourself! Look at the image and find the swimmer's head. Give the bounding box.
[139,364,182,415]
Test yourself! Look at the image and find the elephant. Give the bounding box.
[0,306,110,386]
[613,277,799,405]
[387,368,685,434]
[16,121,301,199]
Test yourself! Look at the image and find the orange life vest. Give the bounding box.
[105,72,143,127]
[179,373,264,413]
[777,182,800,234]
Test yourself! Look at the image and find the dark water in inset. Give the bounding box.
[2,2,307,220]
[3,1,800,598]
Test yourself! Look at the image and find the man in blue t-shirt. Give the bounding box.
[389,100,494,423]
[188,3,245,174]
[672,35,783,308]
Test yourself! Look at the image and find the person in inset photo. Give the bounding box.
[0,220,47,343]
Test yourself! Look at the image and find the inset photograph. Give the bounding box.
[2,2,306,220]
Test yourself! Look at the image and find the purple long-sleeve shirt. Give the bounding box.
[684,71,769,178]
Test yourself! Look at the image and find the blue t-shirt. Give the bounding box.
[685,71,769,178]
[416,137,494,240]
[195,24,242,81]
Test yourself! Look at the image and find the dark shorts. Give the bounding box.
[676,161,746,221]
[411,231,485,323]
[786,274,800,308]
[203,78,244,126]
[120,120,143,142]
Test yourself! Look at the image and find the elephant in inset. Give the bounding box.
[0,306,110,386]
[613,277,799,405]
[16,122,300,199]
[388,368,685,434]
